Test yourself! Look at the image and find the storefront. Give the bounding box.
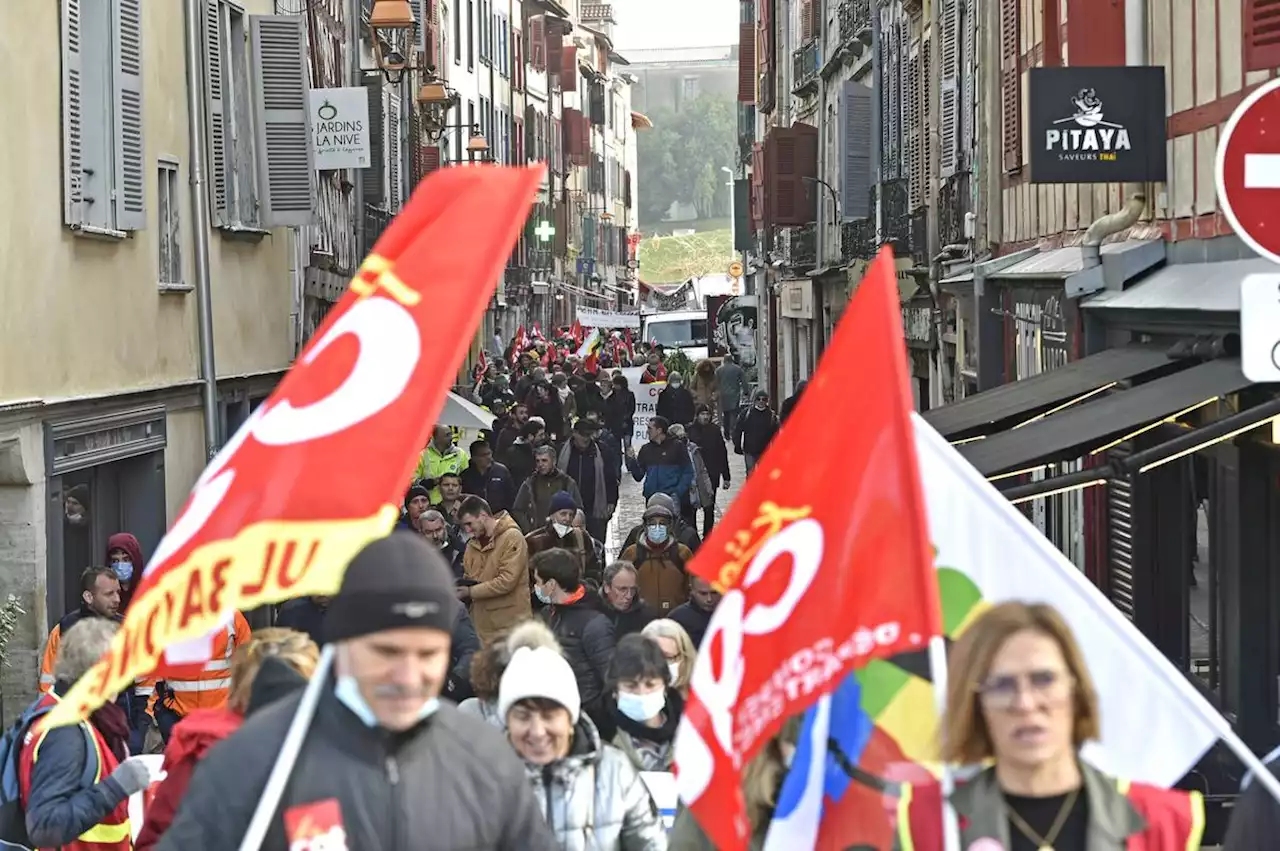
[901,293,936,411]
[776,278,817,402]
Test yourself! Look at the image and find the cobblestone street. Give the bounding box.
[605,436,750,559]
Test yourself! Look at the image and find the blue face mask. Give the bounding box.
[112,561,134,583]
[646,524,669,544]
[534,584,552,604]
[333,675,440,729]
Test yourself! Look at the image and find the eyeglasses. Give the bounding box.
[977,668,1072,709]
[610,585,638,596]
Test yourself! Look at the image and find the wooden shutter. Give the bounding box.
[750,141,765,229]
[840,82,873,220]
[1000,0,1022,171]
[939,0,959,177]
[738,21,756,103]
[1246,0,1280,71]
[801,0,814,42]
[363,74,385,206]
[204,0,229,225]
[112,0,145,230]
[422,145,442,176]
[530,16,545,68]
[61,0,84,227]
[562,45,578,91]
[907,43,923,209]
[250,15,316,227]
[767,124,817,226]
[514,117,524,162]
[546,24,561,77]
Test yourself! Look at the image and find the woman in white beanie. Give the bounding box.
[499,636,668,850]
[460,620,562,729]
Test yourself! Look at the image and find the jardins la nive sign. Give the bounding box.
[1028,66,1167,184]
[309,87,372,171]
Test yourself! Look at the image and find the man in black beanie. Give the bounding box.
[155,532,558,851]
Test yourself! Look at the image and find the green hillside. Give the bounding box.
[638,228,734,284]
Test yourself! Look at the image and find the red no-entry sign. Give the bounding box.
[1216,79,1280,264]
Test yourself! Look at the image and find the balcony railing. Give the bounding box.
[938,170,972,248]
[909,208,928,265]
[738,104,756,165]
[840,218,877,262]
[581,3,613,20]
[791,42,821,97]
[362,204,394,259]
[838,0,872,47]
[786,223,817,270]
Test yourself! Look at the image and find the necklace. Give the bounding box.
[1004,787,1080,851]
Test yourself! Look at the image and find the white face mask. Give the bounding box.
[667,660,681,683]
[334,675,440,729]
[552,522,572,538]
[617,690,666,722]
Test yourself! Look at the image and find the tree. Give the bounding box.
[636,94,738,228]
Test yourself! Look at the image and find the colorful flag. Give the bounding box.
[672,247,941,851]
[509,325,527,364]
[45,166,545,729]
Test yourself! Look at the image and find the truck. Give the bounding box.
[640,309,710,363]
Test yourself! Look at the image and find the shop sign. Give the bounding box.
[309,87,370,171]
[1028,67,1167,184]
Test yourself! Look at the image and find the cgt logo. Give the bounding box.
[285,799,349,851]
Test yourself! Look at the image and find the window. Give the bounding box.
[1245,0,1280,71]
[647,318,709,348]
[479,0,489,62]
[205,3,315,229]
[157,158,183,287]
[480,96,489,141]
[513,30,523,90]
[529,15,546,70]
[60,0,146,234]
[681,75,700,103]
[454,0,462,63]
[467,0,474,68]
[498,14,508,77]
[466,99,475,162]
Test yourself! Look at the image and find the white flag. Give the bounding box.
[913,413,1226,784]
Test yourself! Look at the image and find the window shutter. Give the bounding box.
[801,0,813,41]
[1246,0,1280,71]
[546,26,562,79]
[907,42,923,209]
[514,117,524,162]
[738,21,756,103]
[750,141,765,229]
[840,82,873,220]
[250,15,317,227]
[423,145,442,176]
[204,0,228,225]
[410,0,426,54]
[387,91,401,208]
[562,45,578,91]
[960,0,975,171]
[112,0,146,230]
[61,0,85,227]
[530,16,545,67]
[939,0,959,177]
[1000,0,1022,171]
[363,74,385,206]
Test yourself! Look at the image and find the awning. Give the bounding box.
[921,346,1178,440]
[1083,256,1275,314]
[958,358,1253,476]
[631,111,654,130]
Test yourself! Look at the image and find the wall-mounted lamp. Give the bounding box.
[417,72,462,141]
[370,0,416,84]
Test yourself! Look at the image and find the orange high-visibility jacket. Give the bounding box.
[39,609,130,693]
[140,611,253,717]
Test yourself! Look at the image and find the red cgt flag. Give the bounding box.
[671,246,941,851]
[45,166,545,729]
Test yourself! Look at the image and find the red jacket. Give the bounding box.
[133,709,243,851]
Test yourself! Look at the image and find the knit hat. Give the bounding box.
[404,484,430,509]
[324,532,456,644]
[646,492,677,515]
[643,502,674,521]
[497,646,581,723]
[549,491,578,514]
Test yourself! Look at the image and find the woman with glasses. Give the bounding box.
[896,601,1204,851]
[641,619,696,699]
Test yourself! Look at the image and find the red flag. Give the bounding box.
[671,247,940,851]
[509,327,525,364]
[531,321,545,341]
[570,319,584,346]
[546,343,558,365]
[45,166,545,728]
[624,329,635,361]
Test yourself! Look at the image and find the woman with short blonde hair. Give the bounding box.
[641,618,696,697]
[896,601,1204,851]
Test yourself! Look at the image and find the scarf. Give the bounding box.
[91,700,131,762]
[557,441,609,518]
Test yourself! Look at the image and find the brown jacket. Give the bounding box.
[525,526,602,587]
[464,512,532,645]
[619,540,692,614]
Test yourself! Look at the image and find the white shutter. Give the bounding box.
[61,0,85,227]
[387,91,402,210]
[112,0,146,229]
[205,0,228,225]
[939,0,960,177]
[250,15,316,227]
[960,0,975,171]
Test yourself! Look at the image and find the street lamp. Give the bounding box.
[466,131,491,162]
[369,0,416,84]
[417,70,461,141]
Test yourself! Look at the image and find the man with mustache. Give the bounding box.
[154,533,557,851]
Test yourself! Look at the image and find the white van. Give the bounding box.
[641,310,710,362]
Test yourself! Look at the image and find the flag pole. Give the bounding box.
[927,635,962,851]
[236,643,336,851]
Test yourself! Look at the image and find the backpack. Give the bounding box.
[0,699,98,847]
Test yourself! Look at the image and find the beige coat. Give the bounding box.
[463,511,532,645]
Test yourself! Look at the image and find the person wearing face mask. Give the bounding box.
[104,532,144,612]
[498,642,667,851]
[733,389,780,476]
[897,602,1204,851]
[526,492,601,594]
[618,504,692,614]
[155,533,558,851]
[655,371,696,427]
[599,634,683,769]
[639,619,696,699]
[532,548,616,732]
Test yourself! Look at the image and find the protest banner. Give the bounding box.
[621,367,664,446]
[45,166,545,729]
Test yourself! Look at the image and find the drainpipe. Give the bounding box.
[1080,191,1146,267]
[183,0,221,457]
[350,0,365,258]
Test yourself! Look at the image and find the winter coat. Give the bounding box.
[687,422,730,488]
[445,599,482,701]
[541,595,617,719]
[522,715,667,851]
[779,381,807,424]
[457,697,505,729]
[683,443,715,509]
[599,592,658,639]
[153,689,559,851]
[714,361,750,411]
[558,440,619,519]
[603,390,636,444]
[503,440,537,486]
[514,471,585,533]
[464,512,533,645]
[530,388,567,440]
[689,368,718,413]
[656,385,696,426]
[626,439,694,502]
[104,532,144,613]
[619,540,692,614]
[668,602,714,649]
[461,461,519,515]
[620,519,701,555]
[574,385,608,420]
[733,406,779,457]
[527,525,602,588]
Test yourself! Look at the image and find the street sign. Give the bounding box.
[1216,78,1280,263]
[728,260,744,278]
[1240,273,1280,382]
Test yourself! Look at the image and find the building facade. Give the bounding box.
[628,45,740,114]
[0,0,319,715]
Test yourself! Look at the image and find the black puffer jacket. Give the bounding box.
[154,688,557,851]
[540,595,616,723]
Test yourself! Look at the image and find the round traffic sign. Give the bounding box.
[1216,78,1280,264]
[728,260,744,278]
